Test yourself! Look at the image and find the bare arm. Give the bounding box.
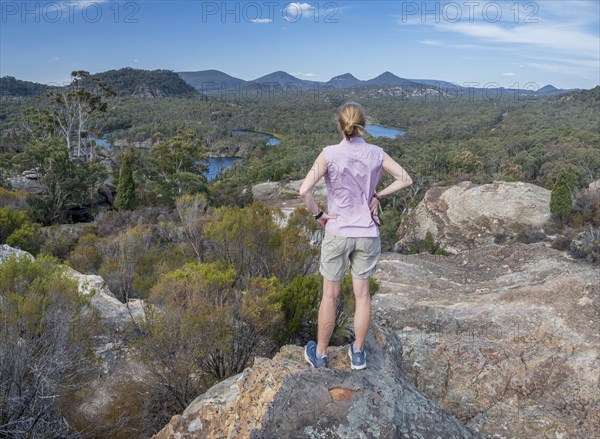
[369,152,413,214]
[378,152,413,197]
[299,151,337,227]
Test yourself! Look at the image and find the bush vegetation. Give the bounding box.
[0,254,99,438]
[0,82,598,437]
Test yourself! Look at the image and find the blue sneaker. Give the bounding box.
[304,341,328,368]
[348,341,366,370]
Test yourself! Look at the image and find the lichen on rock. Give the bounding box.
[153,324,481,439]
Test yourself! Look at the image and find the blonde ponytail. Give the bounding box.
[338,102,367,139]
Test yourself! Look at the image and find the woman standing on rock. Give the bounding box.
[299,102,413,369]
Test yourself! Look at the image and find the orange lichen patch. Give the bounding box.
[328,387,354,401]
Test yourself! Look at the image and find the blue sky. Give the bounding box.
[1,1,599,89]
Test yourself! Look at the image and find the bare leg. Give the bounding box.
[317,278,341,356]
[352,277,371,350]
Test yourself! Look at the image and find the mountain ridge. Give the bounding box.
[175,69,569,95]
[1,68,574,98]
[1,67,198,98]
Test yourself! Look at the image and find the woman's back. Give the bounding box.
[323,136,384,237]
[299,101,413,370]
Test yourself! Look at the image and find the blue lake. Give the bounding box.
[90,132,115,148]
[206,130,280,180]
[94,137,113,148]
[92,125,404,182]
[365,124,406,138]
[205,157,243,181]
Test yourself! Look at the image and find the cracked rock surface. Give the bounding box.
[395,180,552,253]
[153,324,480,439]
[375,241,599,438]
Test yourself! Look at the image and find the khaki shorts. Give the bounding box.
[319,230,381,281]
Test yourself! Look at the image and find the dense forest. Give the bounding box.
[0,70,598,437]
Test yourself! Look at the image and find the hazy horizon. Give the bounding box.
[1,1,598,90]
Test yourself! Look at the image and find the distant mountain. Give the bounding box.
[537,84,563,95]
[85,67,198,98]
[250,70,319,89]
[177,70,322,92]
[178,70,248,92]
[366,71,410,86]
[327,73,362,89]
[2,69,197,99]
[0,76,54,98]
[178,69,441,93]
[409,78,461,89]
[252,70,301,83]
[5,68,572,99]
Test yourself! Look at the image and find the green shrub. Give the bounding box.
[516,225,547,244]
[569,226,600,264]
[278,274,321,343]
[277,274,380,345]
[0,253,98,437]
[68,233,103,274]
[434,247,451,256]
[423,230,436,253]
[551,235,572,251]
[379,206,402,252]
[550,171,573,221]
[0,206,29,243]
[0,187,28,209]
[6,221,42,255]
[114,150,138,211]
[39,225,84,260]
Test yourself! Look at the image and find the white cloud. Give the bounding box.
[501,72,516,76]
[49,57,60,63]
[250,18,273,24]
[282,2,314,21]
[515,53,599,69]
[436,22,599,59]
[286,2,314,13]
[400,0,599,83]
[532,1,599,26]
[134,59,139,63]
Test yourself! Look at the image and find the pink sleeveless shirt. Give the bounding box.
[323,136,384,237]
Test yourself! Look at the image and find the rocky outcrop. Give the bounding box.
[153,324,480,439]
[0,244,35,262]
[375,241,599,438]
[0,244,150,427]
[154,239,599,439]
[7,175,45,194]
[252,179,327,226]
[252,179,327,206]
[64,265,146,329]
[154,180,597,438]
[0,244,145,328]
[395,180,551,253]
[7,173,116,217]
